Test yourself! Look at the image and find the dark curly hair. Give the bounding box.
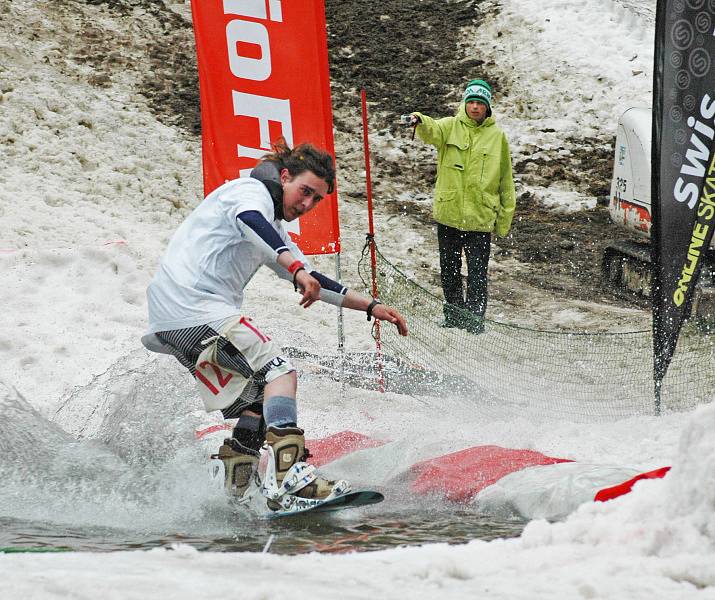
[261,138,336,194]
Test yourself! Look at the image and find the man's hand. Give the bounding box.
[399,114,421,126]
[372,304,409,336]
[294,269,321,308]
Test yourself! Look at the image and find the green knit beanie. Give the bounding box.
[463,79,493,115]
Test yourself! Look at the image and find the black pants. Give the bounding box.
[437,224,491,317]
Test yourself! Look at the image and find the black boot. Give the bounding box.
[462,312,485,335]
[441,302,463,328]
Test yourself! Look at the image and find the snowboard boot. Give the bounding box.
[213,438,259,498]
[264,426,349,506]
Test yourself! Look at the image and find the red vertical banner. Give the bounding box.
[190,0,340,255]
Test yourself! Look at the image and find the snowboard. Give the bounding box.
[263,489,384,519]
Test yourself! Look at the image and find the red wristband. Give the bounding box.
[287,260,305,275]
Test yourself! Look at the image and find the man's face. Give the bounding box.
[466,100,488,123]
[281,169,330,221]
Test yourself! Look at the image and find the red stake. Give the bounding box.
[361,88,385,393]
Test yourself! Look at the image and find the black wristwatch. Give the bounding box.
[292,267,306,291]
[366,298,382,321]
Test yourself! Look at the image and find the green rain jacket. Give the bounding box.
[414,105,516,236]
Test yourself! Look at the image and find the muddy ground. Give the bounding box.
[323,0,644,310]
[41,0,646,318]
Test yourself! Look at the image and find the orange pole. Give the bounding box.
[361,88,385,393]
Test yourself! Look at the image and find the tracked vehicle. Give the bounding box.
[603,107,715,318]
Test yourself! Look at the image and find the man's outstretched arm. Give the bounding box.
[341,289,409,336]
[289,268,408,336]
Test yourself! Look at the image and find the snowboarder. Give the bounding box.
[408,79,516,333]
[141,141,408,510]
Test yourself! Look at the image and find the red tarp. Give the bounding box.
[410,444,572,503]
[307,431,386,467]
[594,466,671,502]
[279,430,671,505]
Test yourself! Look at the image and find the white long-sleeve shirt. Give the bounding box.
[141,177,344,353]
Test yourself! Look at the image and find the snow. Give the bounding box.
[489,0,654,144]
[1,0,714,598]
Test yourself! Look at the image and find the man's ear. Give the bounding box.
[279,168,291,185]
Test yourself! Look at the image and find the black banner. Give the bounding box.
[652,0,715,395]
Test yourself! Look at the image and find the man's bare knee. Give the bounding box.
[265,370,297,398]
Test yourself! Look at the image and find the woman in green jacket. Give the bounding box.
[411,79,515,333]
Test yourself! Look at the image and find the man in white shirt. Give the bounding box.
[142,142,407,509]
